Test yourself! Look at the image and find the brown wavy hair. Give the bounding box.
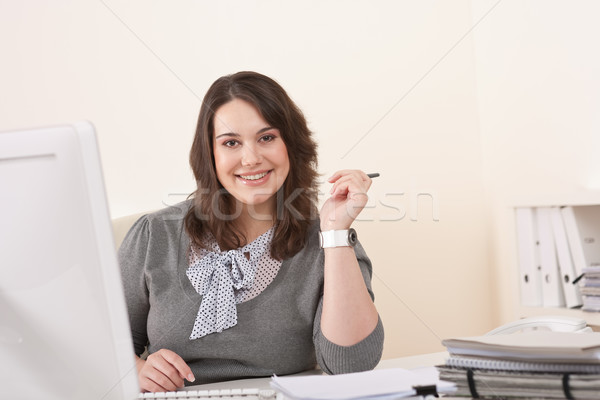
[184,71,319,260]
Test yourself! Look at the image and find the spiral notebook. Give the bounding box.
[445,355,600,373]
[442,331,600,363]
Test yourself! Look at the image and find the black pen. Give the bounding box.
[367,173,380,178]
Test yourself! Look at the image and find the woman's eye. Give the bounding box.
[224,140,238,147]
[260,134,275,143]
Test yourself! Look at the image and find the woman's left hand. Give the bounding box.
[320,170,372,231]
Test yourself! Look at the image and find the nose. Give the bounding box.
[241,144,262,167]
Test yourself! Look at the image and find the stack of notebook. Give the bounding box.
[581,266,600,312]
[437,331,600,399]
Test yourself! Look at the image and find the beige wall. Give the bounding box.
[14,1,600,360]
[472,0,600,326]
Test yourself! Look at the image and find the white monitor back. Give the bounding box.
[0,122,139,399]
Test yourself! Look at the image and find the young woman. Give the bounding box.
[118,71,384,393]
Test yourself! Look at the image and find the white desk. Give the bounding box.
[188,352,449,392]
[375,352,448,371]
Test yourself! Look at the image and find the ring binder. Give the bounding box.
[458,368,577,399]
[412,384,438,397]
[562,373,573,400]
[466,369,479,399]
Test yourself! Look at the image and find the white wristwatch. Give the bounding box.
[319,228,358,248]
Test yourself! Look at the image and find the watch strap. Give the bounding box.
[319,229,357,248]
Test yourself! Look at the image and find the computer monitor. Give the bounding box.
[0,122,140,399]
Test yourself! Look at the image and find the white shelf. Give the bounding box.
[518,306,600,330]
[510,193,600,208]
[513,202,600,329]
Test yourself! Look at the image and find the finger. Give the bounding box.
[330,174,371,197]
[332,184,369,208]
[329,170,370,190]
[330,176,356,197]
[159,349,196,383]
[139,376,170,393]
[145,353,185,389]
[356,171,373,191]
[142,368,179,392]
[327,169,359,183]
[328,170,371,182]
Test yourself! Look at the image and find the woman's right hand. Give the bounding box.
[135,349,195,392]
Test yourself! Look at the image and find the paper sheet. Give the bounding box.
[270,367,455,400]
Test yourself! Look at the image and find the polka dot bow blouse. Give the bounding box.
[186,227,281,339]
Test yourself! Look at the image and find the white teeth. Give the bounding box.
[239,171,268,180]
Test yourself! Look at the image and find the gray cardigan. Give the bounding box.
[118,201,384,384]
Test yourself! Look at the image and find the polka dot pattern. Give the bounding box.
[186,227,281,339]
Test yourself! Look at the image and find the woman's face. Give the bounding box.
[212,98,290,216]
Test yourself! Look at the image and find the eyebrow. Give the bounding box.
[215,126,276,140]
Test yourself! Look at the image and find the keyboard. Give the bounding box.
[137,388,280,399]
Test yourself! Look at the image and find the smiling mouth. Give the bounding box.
[238,171,270,180]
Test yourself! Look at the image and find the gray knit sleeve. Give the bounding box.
[312,242,385,374]
[117,215,151,356]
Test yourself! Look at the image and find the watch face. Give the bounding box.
[348,228,358,246]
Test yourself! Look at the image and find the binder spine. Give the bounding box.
[550,207,583,308]
[515,207,543,307]
[536,207,566,307]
